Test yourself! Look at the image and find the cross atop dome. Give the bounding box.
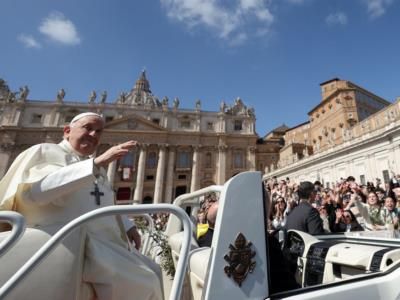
[133,69,151,94]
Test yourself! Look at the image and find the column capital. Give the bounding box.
[218,145,228,152]
[139,143,149,150]
[166,144,177,151]
[248,146,256,153]
[0,143,15,152]
[192,145,202,151]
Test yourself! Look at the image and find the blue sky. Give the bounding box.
[1,0,399,136]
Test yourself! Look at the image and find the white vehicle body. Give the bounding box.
[1,171,400,299]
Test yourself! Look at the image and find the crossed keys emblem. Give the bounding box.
[224,232,256,287]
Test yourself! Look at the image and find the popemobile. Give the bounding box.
[2,172,400,299]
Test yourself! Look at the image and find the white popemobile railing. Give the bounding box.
[0,211,26,258]
[0,205,193,300]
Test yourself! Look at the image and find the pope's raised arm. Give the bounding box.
[94,140,138,168]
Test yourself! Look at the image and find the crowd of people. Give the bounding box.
[265,174,400,235]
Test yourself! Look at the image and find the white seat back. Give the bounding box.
[203,172,269,300]
[188,247,212,300]
[0,225,90,300]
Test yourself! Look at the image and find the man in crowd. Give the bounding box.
[198,201,218,247]
[0,112,162,300]
[285,181,324,235]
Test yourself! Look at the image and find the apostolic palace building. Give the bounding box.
[264,78,400,187]
[0,72,399,203]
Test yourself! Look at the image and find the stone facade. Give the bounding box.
[265,78,400,185]
[0,72,274,204]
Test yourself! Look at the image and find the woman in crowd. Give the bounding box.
[380,196,399,229]
[271,196,289,231]
[333,209,364,232]
[350,191,384,230]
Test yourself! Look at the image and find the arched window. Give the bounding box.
[142,196,153,204]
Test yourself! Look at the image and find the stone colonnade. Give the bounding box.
[104,142,257,204]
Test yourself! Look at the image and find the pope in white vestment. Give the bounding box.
[0,113,163,300]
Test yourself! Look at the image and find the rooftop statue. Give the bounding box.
[117,92,127,104]
[195,99,201,110]
[162,96,169,106]
[0,79,11,100]
[6,91,16,103]
[173,97,180,109]
[19,85,29,101]
[88,90,97,104]
[57,88,65,103]
[100,91,107,103]
[220,100,227,113]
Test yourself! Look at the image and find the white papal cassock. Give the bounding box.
[0,140,162,300]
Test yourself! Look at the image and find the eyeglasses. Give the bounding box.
[343,214,352,219]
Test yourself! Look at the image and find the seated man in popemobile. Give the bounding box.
[0,112,162,300]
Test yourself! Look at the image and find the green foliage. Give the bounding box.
[134,216,176,278]
[149,229,176,278]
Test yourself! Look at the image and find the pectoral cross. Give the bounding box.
[91,182,104,206]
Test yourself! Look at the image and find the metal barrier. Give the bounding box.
[0,211,26,258]
[0,204,192,300]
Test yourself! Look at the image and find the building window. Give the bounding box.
[234,120,243,131]
[31,114,42,124]
[152,118,160,125]
[142,196,153,204]
[207,122,214,130]
[382,170,390,184]
[116,187,131,201]
[146,175,154,181]
[146,151,157,169]
[105,116,114,123]
[180,120,191,128]
[360,175,366,185]
[120,152,135,181]
[177,151,191,168]
[233,152,244,169]
[120,152,135,167]
[205,152,212,168]
[175,186,187,198]
[178,174,187,180]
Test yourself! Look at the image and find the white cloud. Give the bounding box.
[160,0,274,45]
[18,34,41,49]
[326,12,348,26]
[362,0,393,18]
[39,11,81,45]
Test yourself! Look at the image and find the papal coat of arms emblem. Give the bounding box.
[224,232,256,287]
